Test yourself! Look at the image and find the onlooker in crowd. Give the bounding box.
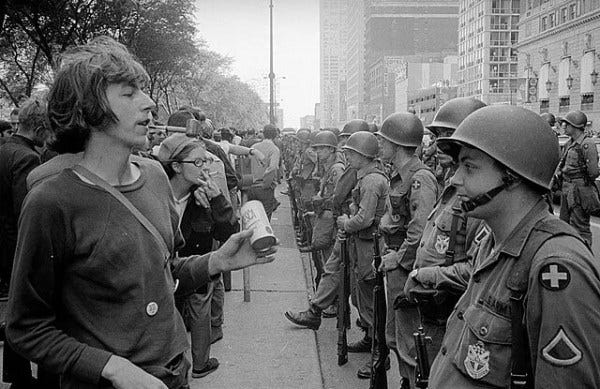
[9,108,20,133]
[6,36,275,389]
[249,124,281,220]
[147,126,167,156]
[0,96,58,388]
[231,127,242,145]
[0,120,14,141]
[159,134,238,379]
[241,128,261,147]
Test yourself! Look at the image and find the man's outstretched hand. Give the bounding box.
[208,229,278,275]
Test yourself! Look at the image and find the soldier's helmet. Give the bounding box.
[340,119,370,138]
[557,110,587,129]
[540,112,556,127]
[296,128,312,143]
[312,130,338,148]
[427,97,487,137]
[437,105,559,190]
[342,131,379,158]
[376,112,424,147]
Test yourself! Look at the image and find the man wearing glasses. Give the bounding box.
[556,110,599,245]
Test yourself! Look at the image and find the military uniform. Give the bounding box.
[559,133,599,245]
[311,154,345,259]
[379,155,438,380]
[343,161,389,335]
[430,200,600,388]
[407,185,489,358]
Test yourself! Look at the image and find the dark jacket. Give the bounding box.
[0,135,40,280]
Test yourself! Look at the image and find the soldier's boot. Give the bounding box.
[284,306,322,330]
[347,333,372,353]
[321,304,337,318]
[399,377,411,389]
[298,245,315,253]
[356,349,391,379]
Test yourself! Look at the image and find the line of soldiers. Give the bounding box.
[283,98,600,388]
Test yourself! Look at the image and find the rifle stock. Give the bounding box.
[337,230,350,366]
[370,231,388,389]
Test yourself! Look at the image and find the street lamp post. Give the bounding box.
[269,0,275,125]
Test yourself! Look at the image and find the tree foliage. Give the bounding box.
[0,0,268,129]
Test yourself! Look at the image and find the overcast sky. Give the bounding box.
[195,0,319,128]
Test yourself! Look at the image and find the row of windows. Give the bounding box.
[540,3,579,31]
[539,95,594,112]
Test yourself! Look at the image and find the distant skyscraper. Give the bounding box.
[345,0,366,121]
[320,0,347,128]
[458,0,519,104]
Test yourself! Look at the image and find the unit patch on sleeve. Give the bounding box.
[538,263,570,291]
[412,180,421,190]
[541,326,582,366]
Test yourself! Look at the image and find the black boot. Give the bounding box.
[356,351,391,379]
[284,306,322,330]
[347,333,372,353]
[298,245,314,253]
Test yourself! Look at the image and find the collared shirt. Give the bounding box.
[253,138,280,178]
[319,154,345,200]
[429,199,600,388]
[379,156,438,270]
[344,161,388,233]
[414,185,488,293]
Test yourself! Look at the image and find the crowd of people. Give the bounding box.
[1,34,600,389]
[283,99,600,388]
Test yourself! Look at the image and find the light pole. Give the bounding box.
[269,0,275,125]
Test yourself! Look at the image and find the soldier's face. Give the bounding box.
[450,146,505,218]
[315,146,333,161]
[377,136,396,162]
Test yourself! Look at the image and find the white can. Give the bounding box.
[241,200,277,253]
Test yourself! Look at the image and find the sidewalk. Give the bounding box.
[192,186,323,388]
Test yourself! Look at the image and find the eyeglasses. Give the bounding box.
[178,158,209,168]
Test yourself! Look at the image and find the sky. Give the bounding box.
[195,0,319,128]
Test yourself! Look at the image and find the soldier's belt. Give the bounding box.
[563,176,586,183]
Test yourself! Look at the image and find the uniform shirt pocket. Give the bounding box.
[452,303,512,386]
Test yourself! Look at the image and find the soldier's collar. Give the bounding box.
[495,199,550,258]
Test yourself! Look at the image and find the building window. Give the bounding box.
[559,97,570,112]
[581,93,594,110]
[541,17,547,31]
[560,8,567,23]
[569,3,577,19]
[540,99,550,112]
[549,13,555,27]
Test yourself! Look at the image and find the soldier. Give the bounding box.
[402,98,488,377]
[337,131,390,378]
[375,113,438,385]
[541,112,558,134]
[556,110,599,245]
[299,131,345,261]
[293,128,320,247]
[284,119,371,328]
[429,105,600,388]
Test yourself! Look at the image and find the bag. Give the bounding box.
[577,184,600,213]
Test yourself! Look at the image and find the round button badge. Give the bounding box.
[146,302,158,316]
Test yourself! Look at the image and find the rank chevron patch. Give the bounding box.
[541,326,582,366]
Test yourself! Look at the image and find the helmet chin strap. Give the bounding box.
[460,174,517,212]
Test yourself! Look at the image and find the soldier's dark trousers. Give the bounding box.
[560,193,592,245]
[311,239,342,309]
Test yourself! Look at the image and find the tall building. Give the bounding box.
[458,0,520,104]
[345,0,366,120]
[320,0,347,128]
[363,0,459,122]
[517,0,600,125]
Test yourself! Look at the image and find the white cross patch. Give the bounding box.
[539,263,570,291]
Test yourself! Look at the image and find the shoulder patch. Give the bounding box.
[584,143,589,149]
[541,326,582,366]
[539,263,571,291]
[412,180,421,190]
[474,225,490,245]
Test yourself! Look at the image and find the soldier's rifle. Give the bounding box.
[336,229,350,366]
[370,230,388,389]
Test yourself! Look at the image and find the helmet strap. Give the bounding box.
[461,172,518,212]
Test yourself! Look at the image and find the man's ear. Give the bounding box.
[171,161,182,173]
